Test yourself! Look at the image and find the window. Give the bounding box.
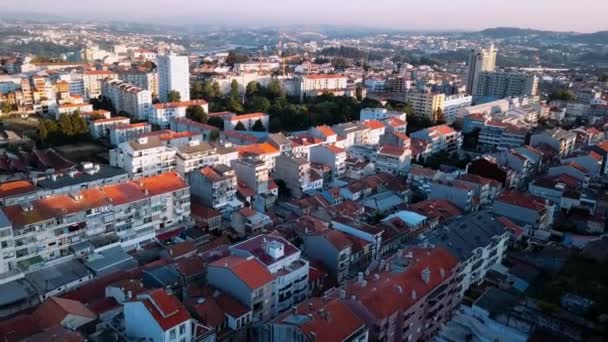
[179,323,186,335]
[169,328,176,339]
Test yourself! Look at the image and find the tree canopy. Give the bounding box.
[186,105,207,123]
[167,90,181,102]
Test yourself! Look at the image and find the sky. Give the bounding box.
[4,0,608,33]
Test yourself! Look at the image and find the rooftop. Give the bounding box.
[210,256,274,289]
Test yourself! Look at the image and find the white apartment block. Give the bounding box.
[89,116,131,139]
[83,70,118,100]
[443,94,473,124]
[118,70,159,97]
[406,91,445,120]
[54,103,94,119]
[175,141,238,176]
[474,71,538,99]
[373,145,412,175]
[297,74,348,100]
[309,145,347,181]
[410,125,463,154]
[189,165,241,213]
[101,79,153,120]
[110,135,177,178]
[530,128,577,157]
[1,172,190,267]
[157,53,190,102]
[152,100,209,128]
[109,122,152,146]
[359,107,407,121]
[230,158,270,195]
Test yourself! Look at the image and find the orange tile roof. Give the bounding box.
[138,172,188,196]
[378,145,406,157]
[314,125,337,137]
[362,120,385,130]
[236,142,279,156]
[0,179,36,198]
[210,256,274,289]
[305,74,346,80]
[140,289,191,330]
[325,144,345,154]
[228,112,267,121]
[84,70,116,76]
[33,297,96,330]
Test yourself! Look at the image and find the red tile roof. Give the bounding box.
[497,190,546,212]
[314,125,337,137]
[0,179,36,198]
[210,256,274,289]
[228,112,267,121]
[33,297,96,330]
[140,289,191,331]
[277,298,365,342]
[362,120,385,130]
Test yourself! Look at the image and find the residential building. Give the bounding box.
[360,107,406,121]
[110,135,177,178]
[443,94,473,124]
[230,207,273,236]
[101,79,153,120]
[260,297,369,342]
[157,53,190,102]
[109,122,152,146]
[493,190,554,230]
[530,128,577,157]
[309,144,347,182]
[466,44,497,95]
[332,122,370,147]
[224,112,269,132]
[477,121,529,152]
[151,99,209,128]
[89,116,130,139]
[83,70,118,100]
[207,255,275,322]
[297,74,348,100]
[406,91,445,121]
[118,69,159,97]
[124,289,201,342]
[373,145,412,175]
[274,155,323,198]
[474,71,538,99]
[410,125,462,154]
[427,211,510,297]
[189,165,240,213]
[54,103,94,119]
[429,179,479,212]
[338,246,459,341]
[303,229,353,285]
[230,234,309,315]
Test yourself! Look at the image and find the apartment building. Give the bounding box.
[89,116,130,139]
[303,229,353,285]
[477,121,529,152]
[109,122,152,146]
[474,71,538,99]
[429,179,479,212]
[224,112,269,132]
[428,211,510,297]
[175,141,236,175]
[170,117,220,142]
[297,74,348,100]
[530,128,577,157]
[101,79,153,120]
[466,44,497,95]
[410,125,462,154]
[309,145,347,181]
[230,234,309,316]
[110,135,177,178]
[189,165,240,213]
[1,172,190,268]
[207,255,275,322]
[405,91,445,121]
[339,247,459,341]
[151,100,209,128]
[274,155,323,198]
[117,69,159,97]
[54,103,94,119]
[157,53,190,102]
[83,70,118,100]
[373,145,412,175]
[443,94,473,124]
[493,190,554,230]
[261,297,369,342]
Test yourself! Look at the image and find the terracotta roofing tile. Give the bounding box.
[139,289,191,330]
[0,179,36,198]
[210,256,274,289]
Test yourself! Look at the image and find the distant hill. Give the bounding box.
[478,27,560,38]
[570,31,608,44]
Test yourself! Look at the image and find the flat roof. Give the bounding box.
[25,259,92,293]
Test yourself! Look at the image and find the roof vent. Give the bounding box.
[421,267,431,284]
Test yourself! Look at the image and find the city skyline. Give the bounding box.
[3,0,608,33]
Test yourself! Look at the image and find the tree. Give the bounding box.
[251,119,266,132]
[266,79,284,99]
[1,102,11,114]
[191,81,204,100]
[549,89,575,102]
[229,80,240,100]
[246,81,259,97]
[207,116,224,130]
[355,85,363,101]
[227,97,244,113]
[57,113,74,136]
[212,82,221,97]
[246,96,271,113]
[225,51,249,66]
[435,108,445,124]
[275,179,291,199]
[38,120,49,142]
[209,129,220,141]
[69,111,87,135]
[186,105,207,123]
[167,90,181,102]
[234,121,247,131]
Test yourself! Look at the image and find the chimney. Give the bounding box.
[421,267,431,284]
[411,290,417,300]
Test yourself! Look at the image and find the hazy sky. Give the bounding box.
[5,0,608,32]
